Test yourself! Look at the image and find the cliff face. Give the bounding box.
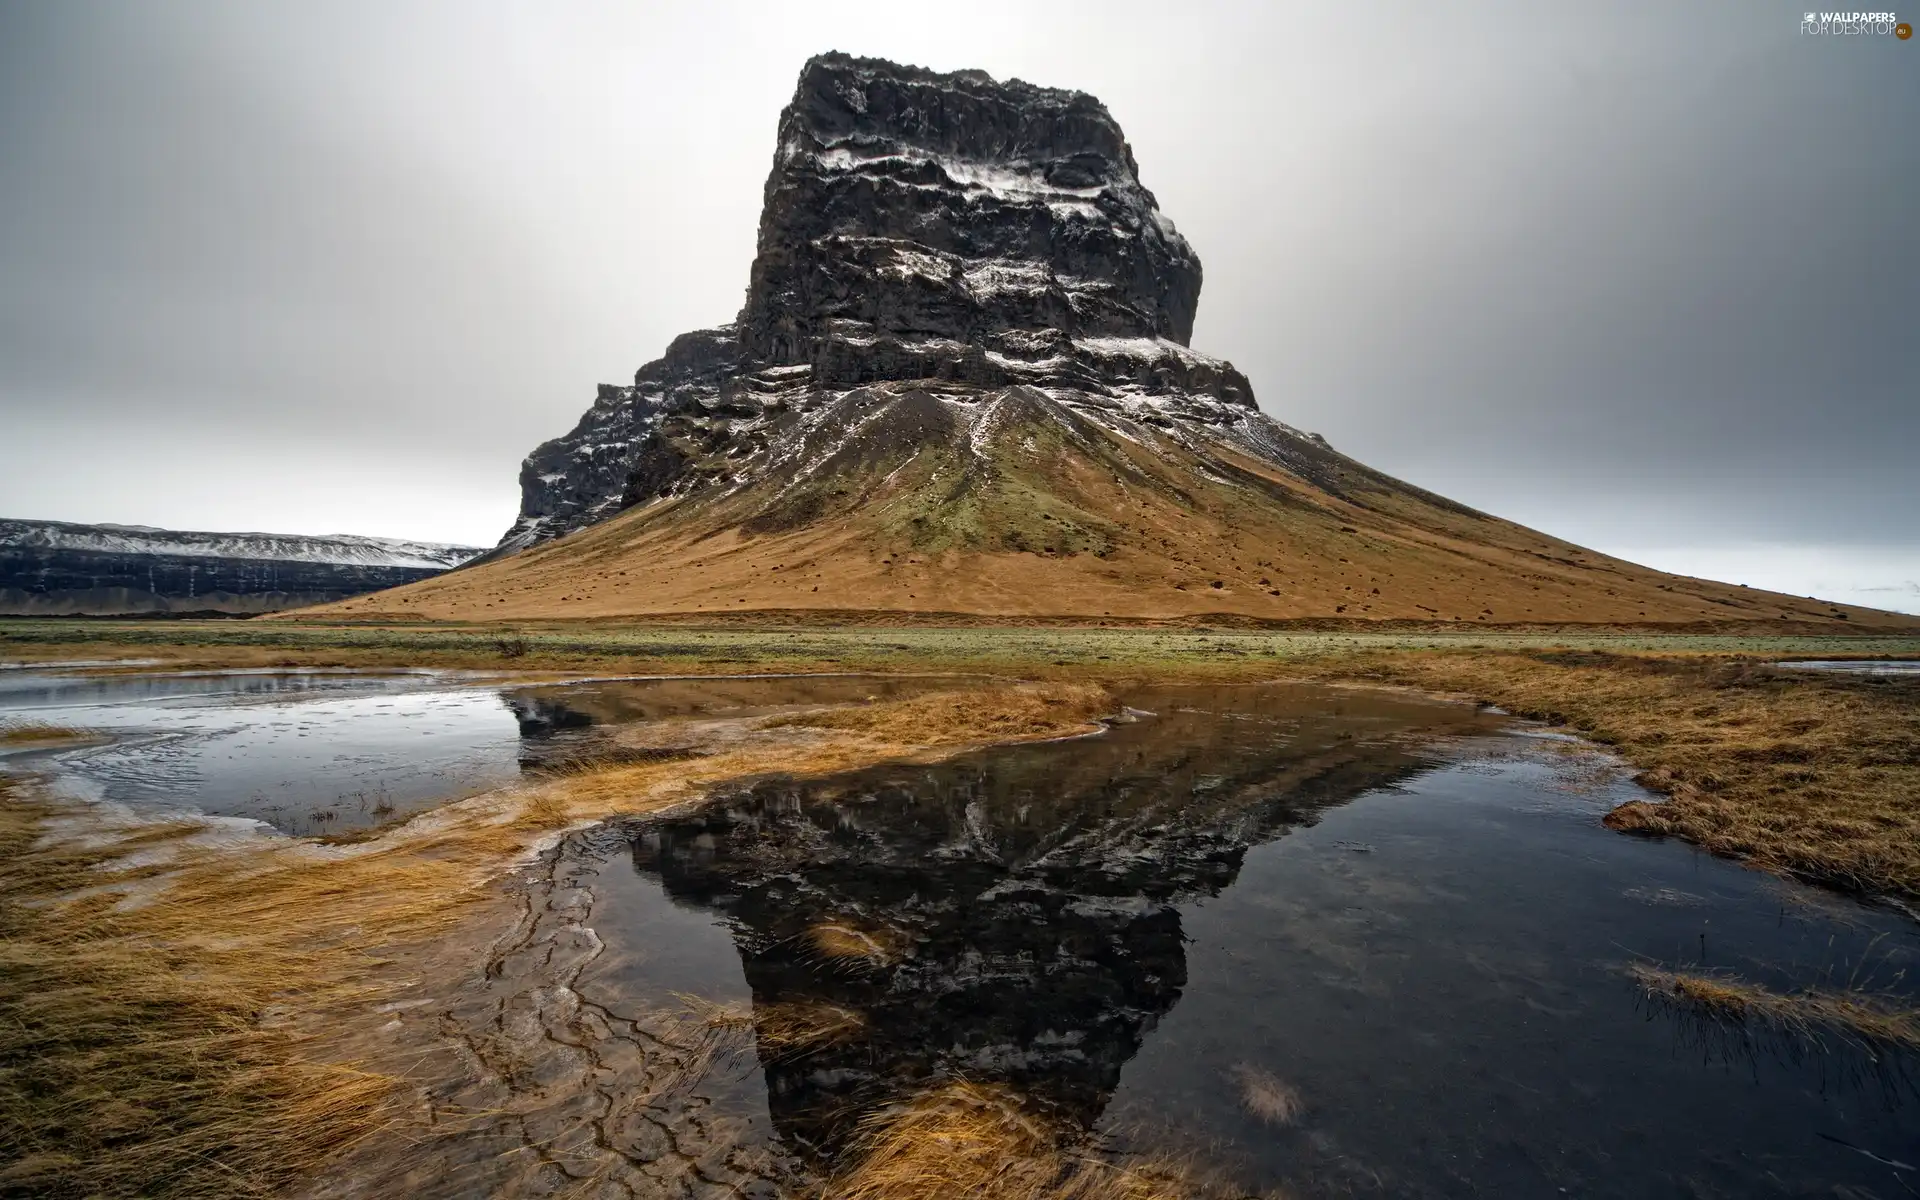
[499,52,1266,554]
[0,520,481,615]
[739,54,1205,362]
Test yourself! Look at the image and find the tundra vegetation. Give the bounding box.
[1,617,1916,1197]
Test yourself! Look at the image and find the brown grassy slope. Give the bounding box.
[298,399,1915,629]
[1315,651,1920,899]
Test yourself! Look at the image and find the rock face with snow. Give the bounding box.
[499,52,1281,553]
[0,519,483,615]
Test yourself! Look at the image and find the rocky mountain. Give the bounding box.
[310,53,1914,628]
[493,51,1264,556]
[0,519,482,615]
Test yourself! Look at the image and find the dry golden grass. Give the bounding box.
[768,682,1113,742]
[0,722,93,745]
[671,993,867,1063]
[756,1000,868,1058]
[1627,964,1920,1054]
[0,632,760,678]
[1313,651,1920,899]
[804,920,907,968]
[491,681,1112,835]
[0,679,1115,1197]
[512,789,574,830]
[822,1082,1211,1200]
[1228,1065,1303,1127]
[0,790,420,1199]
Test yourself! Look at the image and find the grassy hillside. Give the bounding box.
[301,392,1916,629]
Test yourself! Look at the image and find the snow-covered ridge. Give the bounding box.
[0,519,483,570]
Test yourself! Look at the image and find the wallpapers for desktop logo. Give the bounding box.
[1800,10,1910,35]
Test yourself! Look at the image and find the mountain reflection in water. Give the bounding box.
[620,684,1500,1159]
[376,681,1914,1199]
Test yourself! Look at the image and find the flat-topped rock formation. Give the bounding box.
[498,52,1263,555]
[306,55,1916,629]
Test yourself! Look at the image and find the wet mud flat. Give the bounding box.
[324,682,1920,1199]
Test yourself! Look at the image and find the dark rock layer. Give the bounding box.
[740,53,1203,362]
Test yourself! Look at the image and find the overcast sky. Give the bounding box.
[2,1,1915,610]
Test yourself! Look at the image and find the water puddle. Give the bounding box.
[1775,659,1920,675]
[424,682,1920,1198]
[0,667,952,835]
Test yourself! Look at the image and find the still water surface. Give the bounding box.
[536,684,1918,1198]
[1776,659,1920,675]
[0,667,945,834]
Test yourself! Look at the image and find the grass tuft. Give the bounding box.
[1229,1064,1303,1127]
[1627,964,1920,1054]
[765,682,1113,743]
[513,790,574,830]
[0,722,93,746]
[756,1000,868,1059]
[823,1082,1209,1200]
[805,921,905,969]
[0,787,422,1199]
[671,993,868,1064]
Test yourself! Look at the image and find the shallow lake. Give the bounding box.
[470,682,1920,1199]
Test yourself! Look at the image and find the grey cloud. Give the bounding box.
[1,1,1913,591]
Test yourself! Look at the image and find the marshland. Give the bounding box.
[3,621,1918,1198]
[9,7,1919,1197]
